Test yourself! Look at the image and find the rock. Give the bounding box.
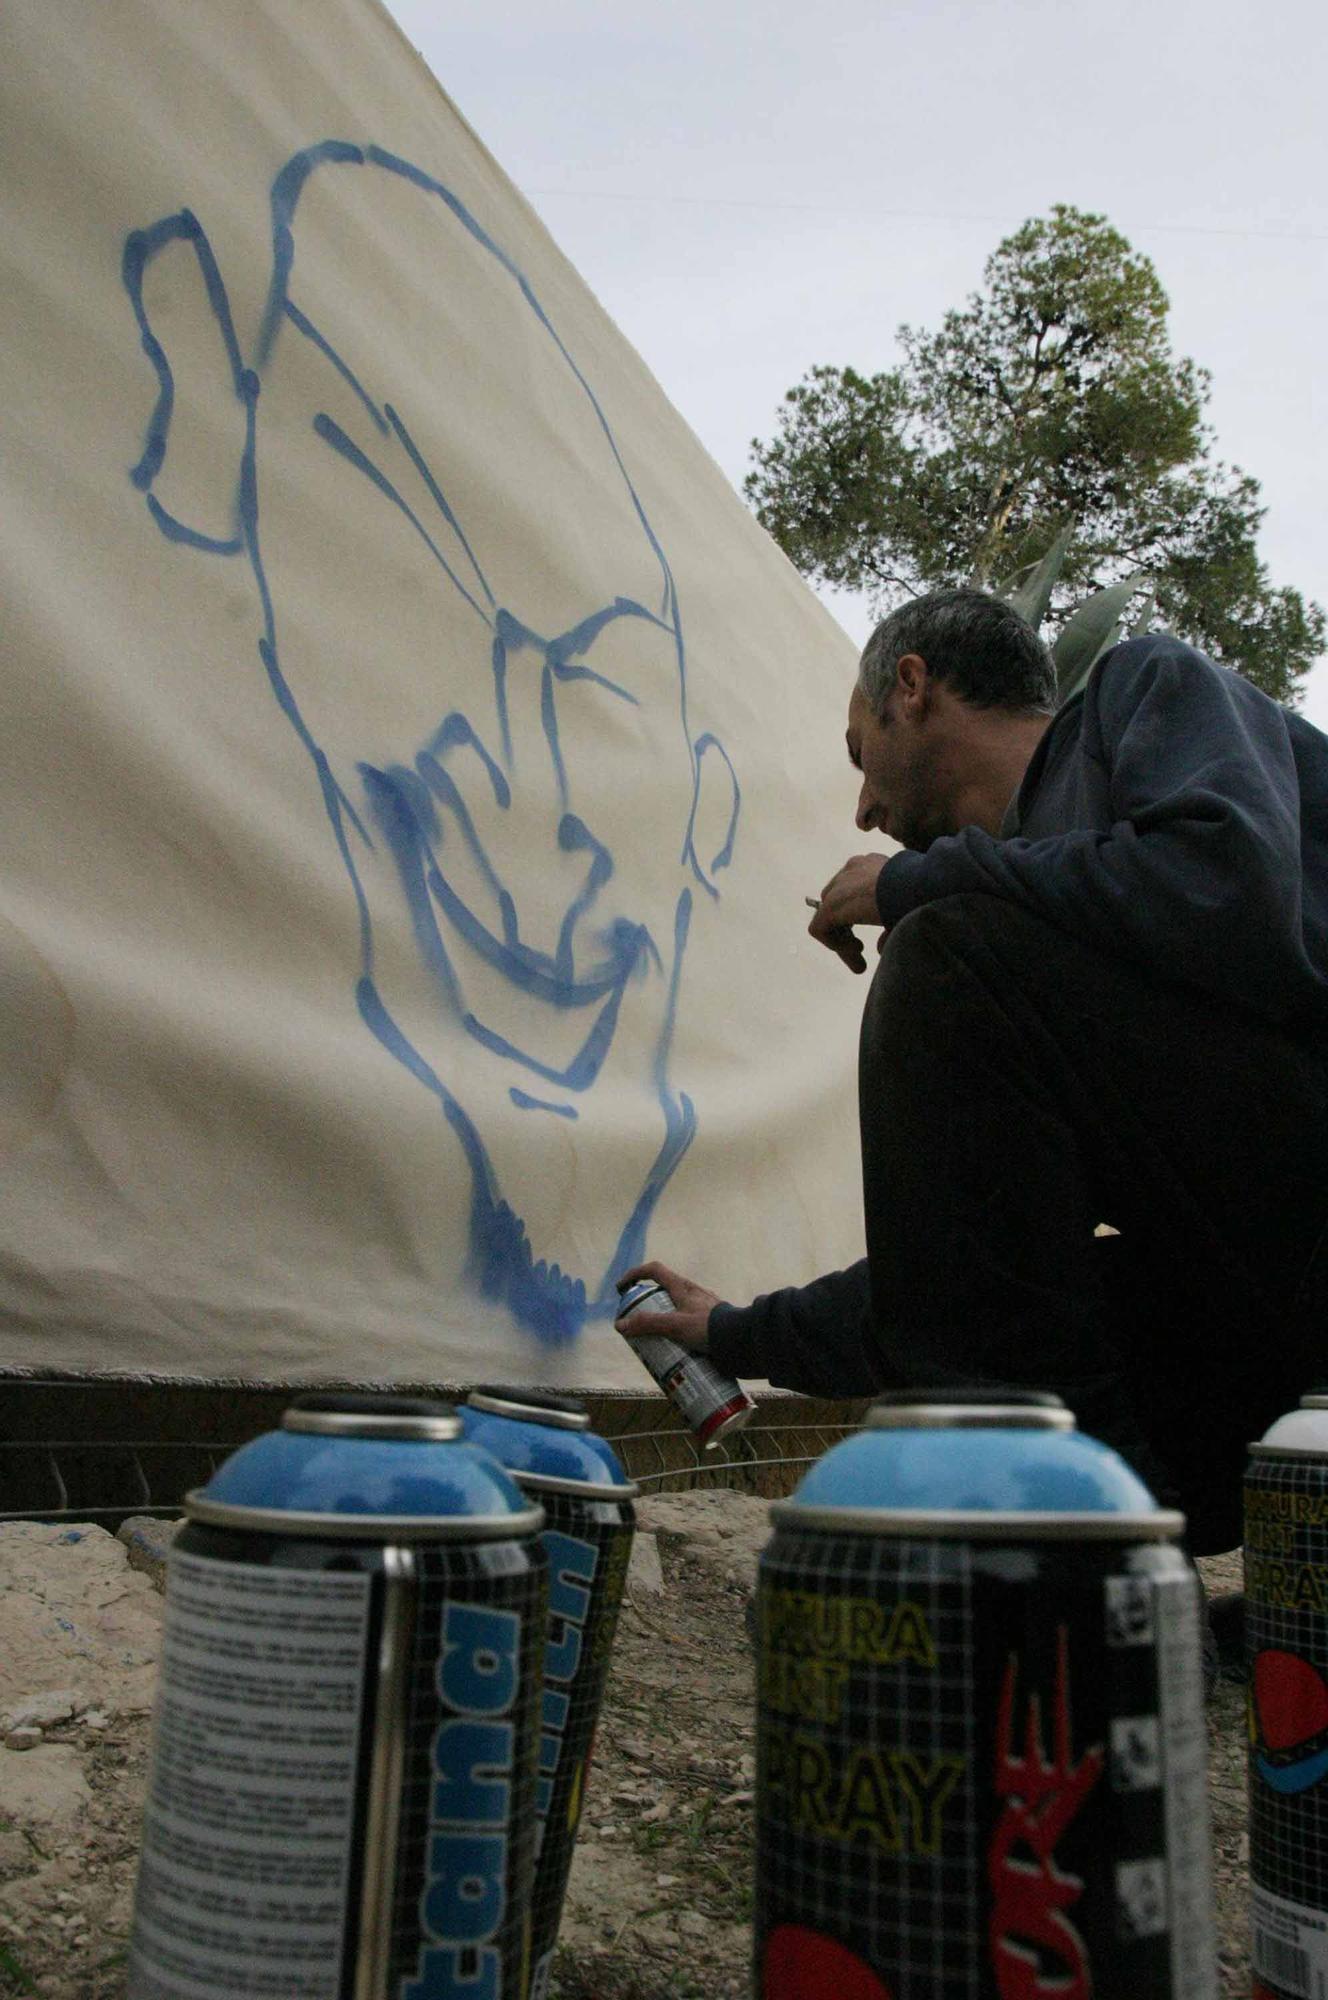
[0,1745,91,1831]
[116,1516,184,1593]
[0,1688,86,1733]
[632,1912,679,1953]
[558,1840,676,1955]
[0,1521,163,1714]
[634,1493,772,1583]
[4,1728,41,1751]
[626,1532,664,1597]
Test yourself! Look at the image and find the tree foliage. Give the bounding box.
[745,206,1324,705]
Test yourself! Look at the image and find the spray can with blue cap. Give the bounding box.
[754,1387,1216,1998]
[1245,1390,1328,2000]
[458,1388,637,2000]
[127,1391,546,2000]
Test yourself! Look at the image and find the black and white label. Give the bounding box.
[1253,1884,1328,1999]
[1154,1570,1219,2000]
[128,1551,372,1999]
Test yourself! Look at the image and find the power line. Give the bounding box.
[524,183,1328,248]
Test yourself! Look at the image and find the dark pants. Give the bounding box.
[860,895,1328,1554]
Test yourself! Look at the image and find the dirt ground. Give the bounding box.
[0,1501,1250,1999]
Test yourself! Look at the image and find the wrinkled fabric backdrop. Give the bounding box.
[0,0,865,1387]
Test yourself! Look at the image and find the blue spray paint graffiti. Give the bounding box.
[121,143,740,1343]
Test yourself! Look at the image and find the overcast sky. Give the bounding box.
[386,0,1328,723]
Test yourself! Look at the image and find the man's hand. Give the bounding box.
[808,855,888,974]
[615,1260,719,1352]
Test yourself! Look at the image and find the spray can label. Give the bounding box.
[527,1501,633,2000]
[130,1553,373,1997]
[1247,1451,1328,1997]
[130,1537,544,2000]
[756,1529,1215,1998]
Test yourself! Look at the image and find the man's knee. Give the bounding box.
[873,894,1046,1015]
[887,893,1049,957]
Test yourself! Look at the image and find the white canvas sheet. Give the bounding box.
[0,0,865,1387]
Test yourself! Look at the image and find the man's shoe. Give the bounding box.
[1196,1578,1244,1702]
[1208,1589,1246,1684]
[1201,1606,1218,1703]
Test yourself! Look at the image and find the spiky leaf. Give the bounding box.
[997,522,1076,632]
[1053,578,1141,703]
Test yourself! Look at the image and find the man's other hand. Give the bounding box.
[809,855,888,973]
[615,1260,719,1351]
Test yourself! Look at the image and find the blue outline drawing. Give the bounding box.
[122,142,740,1344]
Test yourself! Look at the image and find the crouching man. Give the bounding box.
[620,587,1328,1555]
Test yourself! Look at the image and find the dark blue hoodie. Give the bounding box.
[876,634,1328,1031]
[707,635,1328,1396]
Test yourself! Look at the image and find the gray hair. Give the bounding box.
[859,588,1056,717]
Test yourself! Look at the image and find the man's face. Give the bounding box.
[846,680,950,853]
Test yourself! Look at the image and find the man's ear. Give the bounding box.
[123,209,251,557]
[894,652,931,714]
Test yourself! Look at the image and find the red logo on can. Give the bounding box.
[989,1626,1104,1999]
[763,1923,894,1999]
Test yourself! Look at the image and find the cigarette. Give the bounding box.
[805,896,820,909]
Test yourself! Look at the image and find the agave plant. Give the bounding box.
[994,525,1155,707]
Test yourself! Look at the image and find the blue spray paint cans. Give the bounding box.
[754,1390,1217,1999]
[459,1390,636,2000]
[1245,1392,1328,1998]
[127,1393,546,2000]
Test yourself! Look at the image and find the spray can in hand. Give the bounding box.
[617,1277,755,1449]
